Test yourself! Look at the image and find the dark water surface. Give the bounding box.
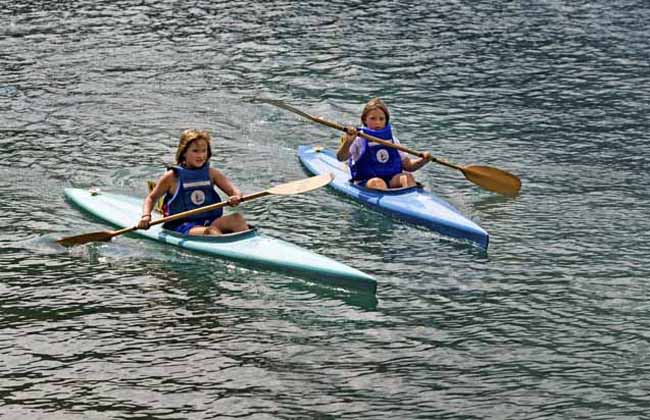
[2,1,650,419]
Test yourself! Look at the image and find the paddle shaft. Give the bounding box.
[303,114,462,170]
[252,98,521,196]
[57,173,336,247]
[72,191,271,242]
[114,191,270,237]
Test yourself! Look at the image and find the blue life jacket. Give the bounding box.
[349,124,403,182]
[162,163,223,230]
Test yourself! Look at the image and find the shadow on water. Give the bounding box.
[145,254,380,310]
[471,191,520,211]
[344,203,490,258]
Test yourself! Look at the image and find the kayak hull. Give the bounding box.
[63,188,377,293]
[297,145,489,250]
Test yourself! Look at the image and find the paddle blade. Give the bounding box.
[57,230,116,247]
[268,173,334,195]
[462,165,522,197]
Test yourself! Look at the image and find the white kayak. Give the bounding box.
[63,188,377,293]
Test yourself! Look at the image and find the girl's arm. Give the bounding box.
[139,170,175,228]
[401,151,432,172]
[336,126,358,161]
[392,136,431,171]
[211,168,242,206]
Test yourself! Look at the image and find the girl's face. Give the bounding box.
[183,139,209,168]
[363,109,387,130]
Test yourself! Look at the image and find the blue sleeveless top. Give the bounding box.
[162,163,223,230]
[349,124,403,183]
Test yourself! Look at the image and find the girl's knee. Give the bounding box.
[367,178,388,190]
[229,213,247,228]
[404,173,416,186]
[233,213,249,231]
[216,213,248,233]
[392,173,415,188]
[205,226,222,235]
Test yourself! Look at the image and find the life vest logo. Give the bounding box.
[376,149,390,163]
[190,190,206,205]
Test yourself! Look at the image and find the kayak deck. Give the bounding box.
[298,145,489,250]
[63,188,377,293]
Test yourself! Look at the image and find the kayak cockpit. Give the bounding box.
[158,225,259,243]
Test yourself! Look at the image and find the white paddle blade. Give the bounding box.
[268,173,334,196]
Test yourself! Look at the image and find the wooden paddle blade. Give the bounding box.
[268,173,334,195]
[57,230,116,247]
[462,165,522,197]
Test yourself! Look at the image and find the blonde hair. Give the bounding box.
[360,97,390,126]
[175,129,212,165]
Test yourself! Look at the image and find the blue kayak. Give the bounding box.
[298,145,489,250]
[63,188,377,293]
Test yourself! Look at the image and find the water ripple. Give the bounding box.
[3,0,650,418]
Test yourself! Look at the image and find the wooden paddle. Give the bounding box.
[251,98,521,197]
[57,173,334,247]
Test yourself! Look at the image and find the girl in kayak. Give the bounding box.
[336,97,431,190]
[138,129,249,235]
